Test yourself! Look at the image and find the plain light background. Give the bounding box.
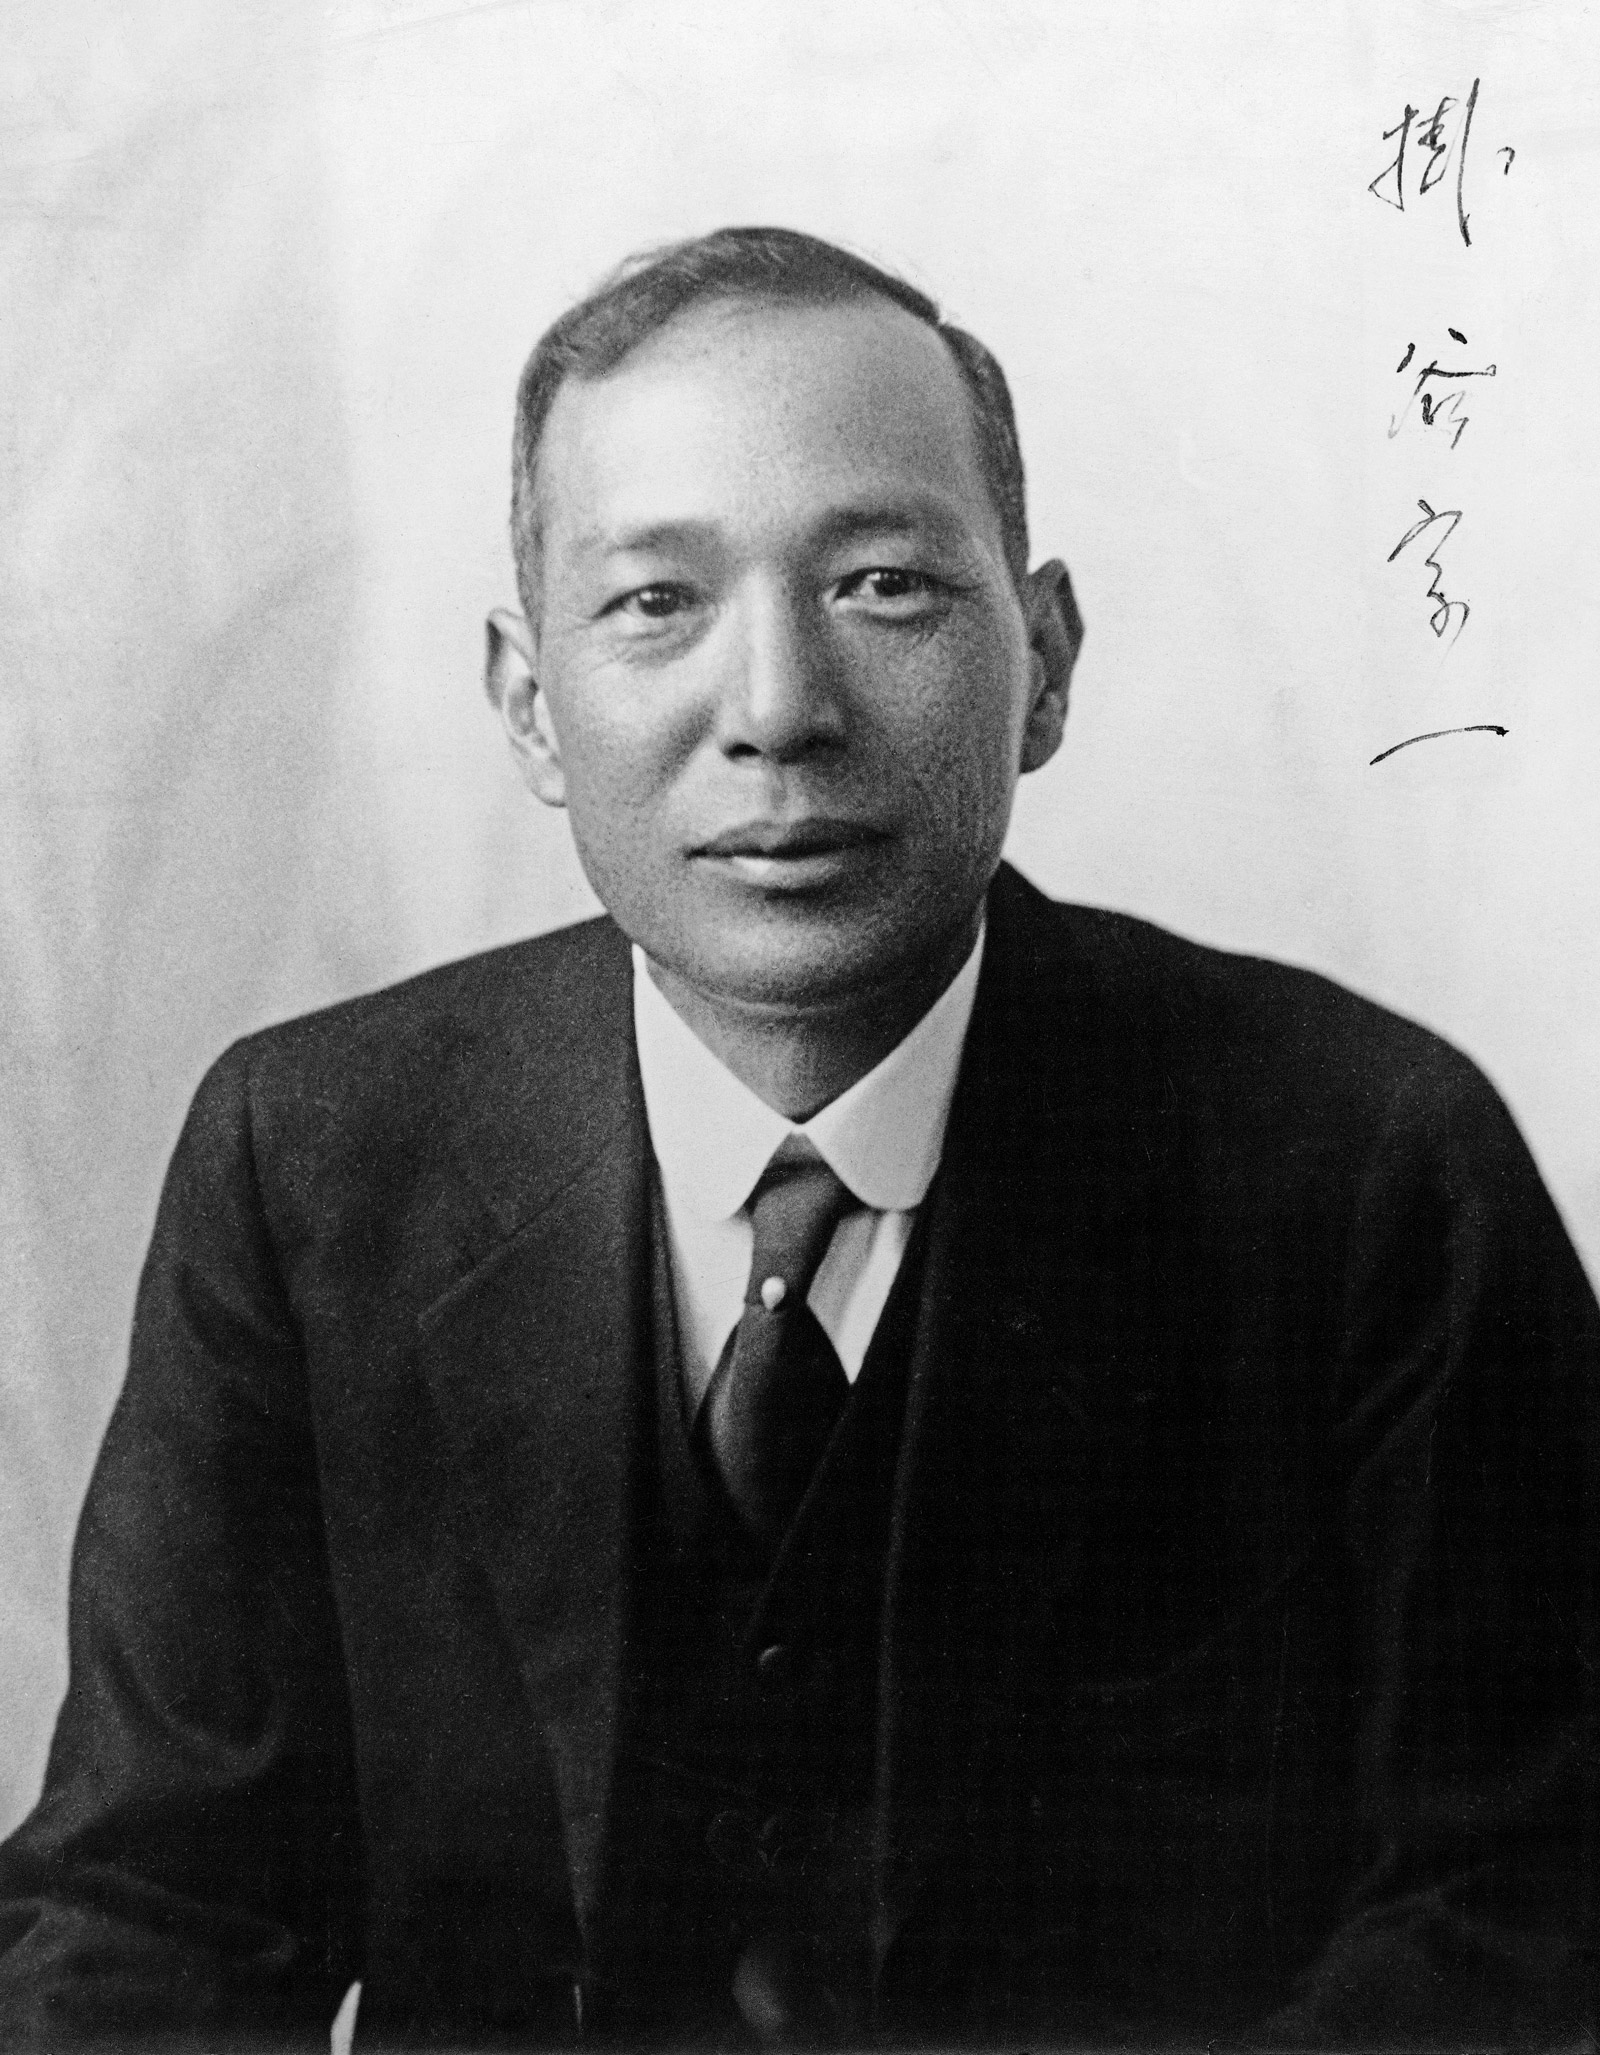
[3,0,1596,1836]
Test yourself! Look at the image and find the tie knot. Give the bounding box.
[746,1135,856,1312]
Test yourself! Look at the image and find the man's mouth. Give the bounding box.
[696,817,886,857]
[692,817,889,887]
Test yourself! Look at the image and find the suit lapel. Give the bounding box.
[868,1038,1058,1972]
[413,917,649,1938]
[869,869,1142,1978]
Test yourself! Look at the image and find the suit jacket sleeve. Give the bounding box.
[1263,1051,1598,2042]
[0,1042,362,2048]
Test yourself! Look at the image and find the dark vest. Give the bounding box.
[595,1167,930,2041]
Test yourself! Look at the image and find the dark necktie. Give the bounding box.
[699,1135,857,1552]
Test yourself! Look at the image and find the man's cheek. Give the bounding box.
[566,739,657,821]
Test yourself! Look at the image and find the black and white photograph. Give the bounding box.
[3,3,1597,2046]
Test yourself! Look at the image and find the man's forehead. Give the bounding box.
[533,296,995,556]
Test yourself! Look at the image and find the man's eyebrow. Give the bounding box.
[568,517,724,558]
[809,498,971,550]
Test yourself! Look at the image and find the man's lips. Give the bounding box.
[692,818,889,859]
[689,817,891,892]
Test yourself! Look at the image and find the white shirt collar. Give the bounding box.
[632,924,985,1221]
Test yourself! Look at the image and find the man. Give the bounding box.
[0,226,1594,2049]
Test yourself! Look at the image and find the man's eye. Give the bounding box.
[616,583,693,621]
[840,566,941,603]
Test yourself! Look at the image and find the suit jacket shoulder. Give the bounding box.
[992,866,1487,1123]
[982,868,1556,1264]
[189,914,637,1327]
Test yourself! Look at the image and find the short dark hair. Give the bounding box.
[509,225,1029,617]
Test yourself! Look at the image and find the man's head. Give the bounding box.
[486,226,1082,1044]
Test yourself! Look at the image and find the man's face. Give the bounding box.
[492,295,1076,1017]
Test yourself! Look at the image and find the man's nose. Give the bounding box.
[715,586,847,761]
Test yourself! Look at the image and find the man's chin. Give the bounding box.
[642,896,976,1021]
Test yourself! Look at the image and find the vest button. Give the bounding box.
[755,1642,793,1688]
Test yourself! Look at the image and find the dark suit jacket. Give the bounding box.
[1,865,1595,2047]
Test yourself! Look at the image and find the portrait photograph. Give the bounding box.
[3,2,1597,2046]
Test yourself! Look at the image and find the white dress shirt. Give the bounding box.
[632,929,984,1399]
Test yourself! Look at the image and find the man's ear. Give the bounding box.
[1018,559,1083,774]
[484,607,566,808]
